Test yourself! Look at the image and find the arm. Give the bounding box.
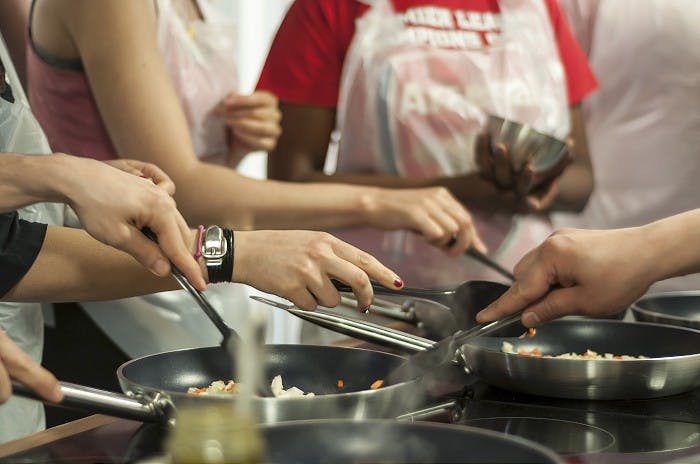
[476,209,700,326]
[51,0,478,254]
[4,223,406,312]
[0,152,204,289]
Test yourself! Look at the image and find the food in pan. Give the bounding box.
[370,379,385,390]
[187,375,315,398]
[501,341,648,359]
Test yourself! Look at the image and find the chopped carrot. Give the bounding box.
[337,379,344,388]
[528,328,536,338]
[370,379,384,390]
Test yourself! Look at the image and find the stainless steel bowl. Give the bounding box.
[631,291,700,329]
[487,115,568,174]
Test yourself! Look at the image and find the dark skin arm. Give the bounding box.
[269,103,593,214]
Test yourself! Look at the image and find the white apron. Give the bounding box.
[0,34,64,442]
[82,0,298,356]
[334,0,568,277]
[556,0,700,292]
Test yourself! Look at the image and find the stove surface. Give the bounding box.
[3,375,700,463]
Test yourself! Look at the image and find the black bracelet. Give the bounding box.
[222,228,234,283]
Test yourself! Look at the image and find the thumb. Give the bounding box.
[120,227,172,277]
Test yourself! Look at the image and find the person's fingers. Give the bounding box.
[223,105,281,123]
[324,256,374,311]
[474,132,493,178]
[426,209,461,247]
[113,225,173,278]
[139,163,176,196]
[306,275,342,309]
[104,159,142,176]
[148,218,206,290]
[519,286,584,327]
[475,266,551,323]
[221,91,278,110]
[0,330,62,403]
[492,143,513,188]
[331,240,403,309]
[514,165,534,197]
[287,288,320,312]
[229,118,282,139]
[231,130,279,152]
[0,356,10,404]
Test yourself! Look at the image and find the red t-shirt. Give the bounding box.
[258,0,597,108]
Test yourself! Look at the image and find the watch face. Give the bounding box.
[202,226,227,259]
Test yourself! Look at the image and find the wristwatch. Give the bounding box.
[201,225,232,283]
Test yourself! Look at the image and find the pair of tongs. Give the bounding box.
[251,296,522,382]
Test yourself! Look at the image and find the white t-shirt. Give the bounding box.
[555,0,700,291]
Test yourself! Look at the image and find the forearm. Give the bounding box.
[642,209,700,282]
[3,226,196,302]
[0,153,71,211]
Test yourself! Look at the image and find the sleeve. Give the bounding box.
[544,0,598,105]
[0,211,47,298]
[557,0,600,56]
[256,0,359,108]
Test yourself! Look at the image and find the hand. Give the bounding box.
[104,158,176,195]
[0,329,62,404]
[476,227,656,327]
[217,91,282,153]
[56,154,205,290]
[474,132,572,208]
[362,187,487,256]
[233,230,404,311]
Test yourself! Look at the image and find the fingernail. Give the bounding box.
[523,312,541,327]
[362,305,371,313]
[151,259,170,277]
[393,278,404,288]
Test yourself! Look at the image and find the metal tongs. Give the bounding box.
[252,295,523,382]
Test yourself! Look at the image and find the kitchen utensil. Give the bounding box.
[631,291,700,329]
[12,345,426,424]
[332,279,510,327]
[273,306,700,400]
[261,420,563,463]
[465,248,514,281]
[141,228,239,354]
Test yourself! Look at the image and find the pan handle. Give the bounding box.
[12,380,170,423]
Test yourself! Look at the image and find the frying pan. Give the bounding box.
[126,420,564,464]
[281,309,700,400]
[631,291,700,329]
[14,345,425,424]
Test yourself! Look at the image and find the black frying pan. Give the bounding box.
[123,420,563,464]
[14,345,425,424]
[116,344,425,422]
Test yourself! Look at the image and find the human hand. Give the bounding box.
[104,158,176,195]
[217,91,282,153]
[476,227,656,327]
[233,230,404,311]
[474,132,572,208]
[56,154,205,290]
[0,329,62,404]
[362,187,487,256]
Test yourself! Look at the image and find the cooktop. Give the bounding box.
[3,370,700,464]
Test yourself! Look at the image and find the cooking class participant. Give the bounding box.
[26,0,483,357]
[0,28,405,441]
[258,0,598,285]
[476,209,700,326]
[555,0,700,292]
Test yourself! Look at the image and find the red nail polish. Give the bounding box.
[393,279,404,288]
